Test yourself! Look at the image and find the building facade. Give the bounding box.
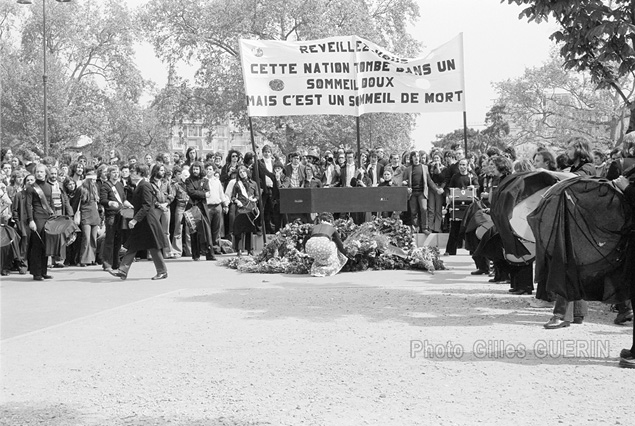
[170,120,266,157]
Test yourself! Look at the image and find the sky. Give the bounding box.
[134,0,559,151]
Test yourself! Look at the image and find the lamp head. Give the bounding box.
[17,0,33,4]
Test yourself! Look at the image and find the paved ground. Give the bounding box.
[1,251,633,425]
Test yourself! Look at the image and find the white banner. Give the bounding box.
[239,34,465,117]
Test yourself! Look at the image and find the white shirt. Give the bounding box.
[206,176,228,206]
[263,157,274,187]
[345,164,355,187]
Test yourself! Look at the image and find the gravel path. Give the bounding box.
[1,253,633,425]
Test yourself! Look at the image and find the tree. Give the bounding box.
[506,0,635,140]
[139,0,421,154]
[1,0,155,158]
[432,128,484,153]
[492,51,629,149]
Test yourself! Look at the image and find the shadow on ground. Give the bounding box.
[0,403,271,426]
[178,281,627,330]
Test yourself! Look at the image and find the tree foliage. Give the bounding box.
[506,0,635,137]
[493,51,630,149]
[139,0,421,155]
[0,0,166,158]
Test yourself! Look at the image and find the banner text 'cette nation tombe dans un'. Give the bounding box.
[239,34,465,117]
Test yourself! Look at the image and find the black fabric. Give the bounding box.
[490,171,560,263]
[528,176,633,303]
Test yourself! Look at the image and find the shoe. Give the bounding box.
[192,257,200,261]
[247,250,254,256]
[529,299,553,309]
[1,270,9,276]
[508,288,518,293]
[619,349,632,358]
[614,310,634,325]
[18,267,27,275]
[511,289,532,295]
[573,316,584,324]
[79,263,87,267]
[489,278,505,283]
[544,316,570,329]
[52,263,65,268]
[42,275,53,279]
[236,250,242,257]
[108,269,127,280]
[206,254,217,261]
[619,357,635,369]
[443,252,450,256]
[471,270,488,275]
[151,272,168,280]
[33,275,43,281]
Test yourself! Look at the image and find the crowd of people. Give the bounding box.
[1,135,635,366]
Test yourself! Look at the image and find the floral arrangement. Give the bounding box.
[221,217,445,274]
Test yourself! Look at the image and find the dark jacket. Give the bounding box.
[99,180,126,218]
[403,164,440,199]
[124,179,169,252]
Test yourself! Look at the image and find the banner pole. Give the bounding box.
[356,116,361,168]
[463,111,468,157]
[248,116,267,245]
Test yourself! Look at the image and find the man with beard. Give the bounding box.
[100,165,132,272]
[185,161,214,261]
[109,164,169,280]
[47,166,73,268]
[25,164,54,280]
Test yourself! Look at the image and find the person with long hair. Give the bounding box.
[185,161,214,261]
[62,177,81,266]
[230,165,258,256]
[77,168,101,267]
[99,165,131,272]
[9,171,33,274]
[108,164,170,280]
[69,162,85,185]
[566,136,595,176]
[220,149,241,188]
[183,147,199,168]
[403,151,443,234]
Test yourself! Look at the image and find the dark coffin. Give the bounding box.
[280,187,409,213]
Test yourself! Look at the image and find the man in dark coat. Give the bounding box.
[615,175,635,368]
[109,164,169,280]
[403,151,443,233]
[25,164,54,280]
[100,165,132,272]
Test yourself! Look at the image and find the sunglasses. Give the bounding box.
[231,154,238,158]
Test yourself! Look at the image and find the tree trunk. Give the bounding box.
[627,103,635,135]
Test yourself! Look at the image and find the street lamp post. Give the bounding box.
[17,0,70,158]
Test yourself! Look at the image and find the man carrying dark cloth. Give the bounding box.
[109,164,169,281]
[615,175,635,368]
[25,164,54,280]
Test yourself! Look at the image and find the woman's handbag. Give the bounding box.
[237,199,260,218]
[73,204,82,226]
